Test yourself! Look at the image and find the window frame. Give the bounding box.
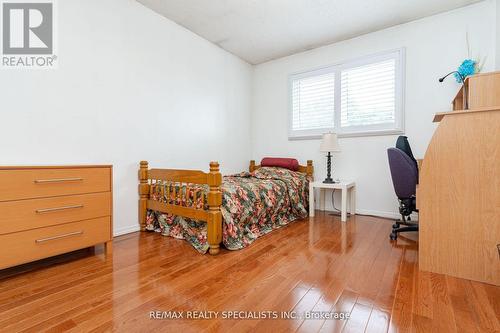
[288,48,405,140]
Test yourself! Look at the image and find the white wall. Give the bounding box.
[497,0,500,69]
[251,1,497,218]
[0,0,253,235]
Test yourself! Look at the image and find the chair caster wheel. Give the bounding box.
[390,232,397,240]
[392,223,400,229]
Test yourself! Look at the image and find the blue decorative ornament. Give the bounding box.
[454,59,477,83]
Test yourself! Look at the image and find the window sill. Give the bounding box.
[288,129,404,141]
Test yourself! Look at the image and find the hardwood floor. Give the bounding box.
[0,213,498,333]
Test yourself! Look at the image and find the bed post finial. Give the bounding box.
[207,161,222,255]
[210,161,219,171]
[139,161,149,231]
[306,160,313,178]
[249,160,256,172]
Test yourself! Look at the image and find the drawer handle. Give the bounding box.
[35,231,83,243]
[36,204,84,214]
[34,177,84,184]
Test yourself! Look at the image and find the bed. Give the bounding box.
[138,159,313,255]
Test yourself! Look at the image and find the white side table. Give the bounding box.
[309,181,356,222]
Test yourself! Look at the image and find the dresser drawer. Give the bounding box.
[0,167,111,202]
[0,217,111,270]
[0,192,111,235]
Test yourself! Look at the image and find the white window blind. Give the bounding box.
[288,48,404,139]
[291,71,335,137]
[340,59,396,129]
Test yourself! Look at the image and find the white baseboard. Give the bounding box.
[111,210,416,237]
[355,209,418,221]
[355,209,400,219]
[114,224,141,237]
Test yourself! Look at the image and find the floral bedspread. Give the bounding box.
[145,167,310,253]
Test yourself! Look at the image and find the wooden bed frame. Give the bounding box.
[139,160,313,255]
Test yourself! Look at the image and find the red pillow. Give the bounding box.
[260,157,299,171]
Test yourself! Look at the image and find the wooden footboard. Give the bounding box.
[138,161,223,255]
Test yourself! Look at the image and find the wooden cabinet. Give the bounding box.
[451,71,500,110]
[0,165,113,270]
[420,72,500,286]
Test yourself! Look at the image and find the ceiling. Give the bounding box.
[138,0,482,65]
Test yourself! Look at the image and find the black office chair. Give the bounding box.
[387,136,418,240]
[396,136,418,181]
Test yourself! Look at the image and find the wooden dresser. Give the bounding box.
[0,165,113,270]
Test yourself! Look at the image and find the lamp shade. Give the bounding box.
[319,132,340,152]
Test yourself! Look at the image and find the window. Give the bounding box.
[289,49,404,139]
[291,70,335,136]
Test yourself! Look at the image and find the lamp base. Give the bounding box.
[323,178,335,184]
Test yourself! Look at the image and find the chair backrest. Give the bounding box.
[397,135,418,166]
[387,148,418,199]
[396,136,416,161]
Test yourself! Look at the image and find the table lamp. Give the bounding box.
[320,132,340,183]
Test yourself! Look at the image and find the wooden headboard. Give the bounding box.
[249,160,313,177]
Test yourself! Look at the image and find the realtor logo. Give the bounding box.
[1,0,57,68]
